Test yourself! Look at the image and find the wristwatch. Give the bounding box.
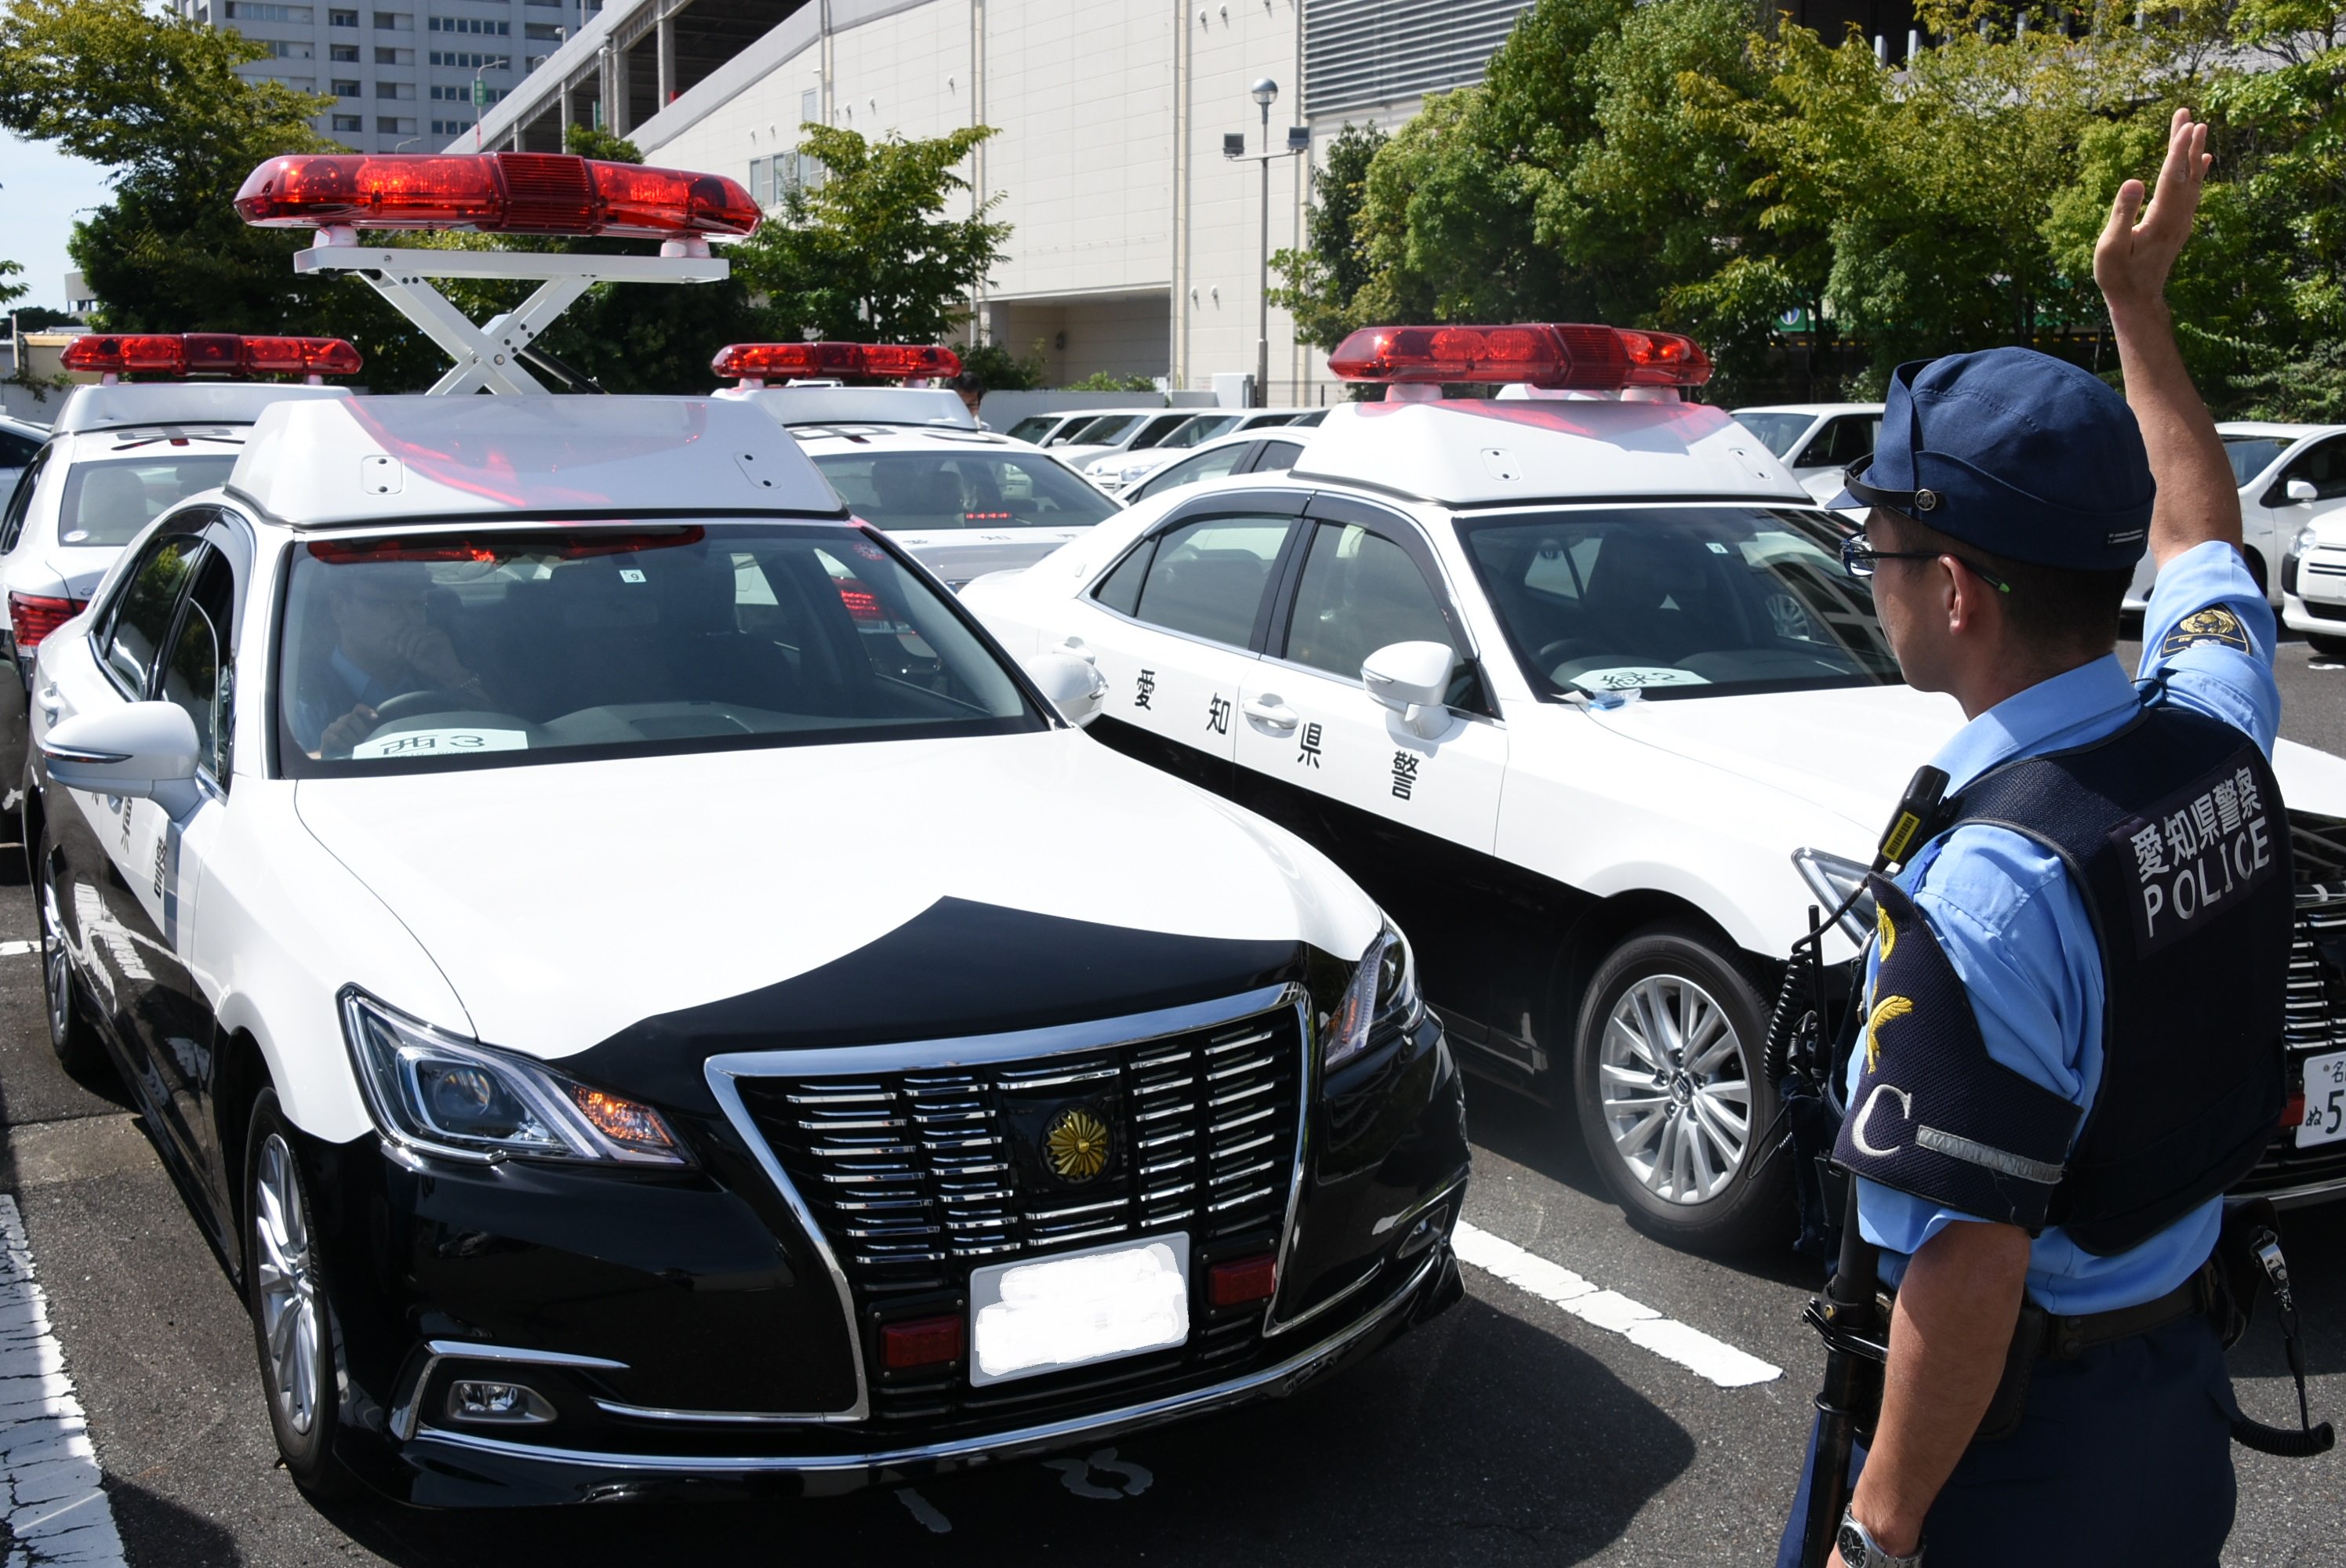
[1838,1512,1923,1568]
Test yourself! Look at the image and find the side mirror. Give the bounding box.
[1361,641,1457,740]
[41,701,202,808]
[2289,479,2320,503]
[1023,650,1109,726]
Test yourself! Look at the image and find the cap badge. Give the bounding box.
[1912,487,1940,513]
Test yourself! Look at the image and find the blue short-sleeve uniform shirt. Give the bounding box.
[1848,541,2281,1313]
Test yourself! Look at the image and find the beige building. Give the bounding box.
[463,0,1541,401]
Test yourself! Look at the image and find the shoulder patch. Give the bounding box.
[2159,603,2251,657]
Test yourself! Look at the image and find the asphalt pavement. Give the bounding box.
[0,637,2338,1566]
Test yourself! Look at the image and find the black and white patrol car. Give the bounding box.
[712,343,1123,590]
[19,153,1469,1506]
[962,321,2346,1250]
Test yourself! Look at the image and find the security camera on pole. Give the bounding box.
[1224,79,1306,409]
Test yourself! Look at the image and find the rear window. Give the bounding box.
[815,451,1118,532]
[1004,416,1059,444]
[57,456,238,547]
[277,521,1042,775]
[1728,412,1814,461]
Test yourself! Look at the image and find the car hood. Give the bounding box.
[1588,684,1968,833]
[292,728,1378,1067]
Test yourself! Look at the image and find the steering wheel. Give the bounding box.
[1537,638,1601,670]
[370,688,491,723]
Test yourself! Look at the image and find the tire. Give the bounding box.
[244,1092,358,1500]
[1572,924,1790,1254]
[31,817,107,1078]
[2308,633,2346,661]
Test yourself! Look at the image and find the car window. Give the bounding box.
[1458,506,1901,699]
[1128,413,1193,450]
[1290,409,1327,426]
[0,429,39,467]
[815,451,1119,532]
[1729,412,1814,460]
[1157,415,1241,451]
[1061,414,1144,445]
[161,549,235,782]
[2279,436,2346,502]
[2223,434,2290,488]
[1129,442,1251,501]
[1129,515,1293,647]
[56,456,238,549]
[0,447,48,553]
[103,534,205,694]
[277,522,1041,775]
[1796,416,1878,470]
[1004,416,1059,444]
[1255,440,1305,472]
[1284,523,1458,689]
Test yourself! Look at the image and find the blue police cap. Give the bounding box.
[1830,348,2155,571]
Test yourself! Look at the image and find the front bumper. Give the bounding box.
[307,984,1471,1505]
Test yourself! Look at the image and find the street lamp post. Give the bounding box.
[474,56,509,150]
[1251,78,1276,408]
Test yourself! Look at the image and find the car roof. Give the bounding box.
[228,395,844,528]
[1289,397,1809,507]
[724,384,977,430]
[50,380,353,436]
[1160,426,1319,458]
[0,412,49,440]
[1728,403,1883,418]
[2217,422,2340,441]
[793,426,1033,452]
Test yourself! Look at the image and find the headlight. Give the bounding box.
[341,989,687,1166]
[1325,922,1425,1070]
[1791,848,1877,946]
[2294,525,2322,556]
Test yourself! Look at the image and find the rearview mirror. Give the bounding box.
[41,701,202,810]
[2289,479,2319,503]
[1023,650,1109,726]
[1362,641,1457,740]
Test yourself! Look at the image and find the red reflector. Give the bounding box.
[1327,322,1712,390]
[60,333,362,379]
[710,342,964,383]
[2282,1089,2306,1132]
[881,1314,964,1370]
[8,593,85,652]
[234,152,761,240]
[1208,1254,1278,1308]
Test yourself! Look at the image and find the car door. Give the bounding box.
[2267,434,2346,593]
[1070,492,1306,793]
[44,525,209,1129]
[1231,495,1509,987]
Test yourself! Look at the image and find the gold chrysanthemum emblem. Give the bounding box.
[1046,1109,1110,1182]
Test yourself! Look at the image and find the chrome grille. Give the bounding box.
[2239,815,2346,1196]
[736,1004,1304,1298]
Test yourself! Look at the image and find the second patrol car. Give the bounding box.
[963,321,2346,1249]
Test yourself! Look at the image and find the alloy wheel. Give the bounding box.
[38,867,70,1049]
[1596,974,1752,1204]
[252,1133,323,1437]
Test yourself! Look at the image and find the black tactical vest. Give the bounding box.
[1914,700,2290,1256]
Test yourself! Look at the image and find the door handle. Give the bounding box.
[1242,695,1299,733]
[35,685,60,719]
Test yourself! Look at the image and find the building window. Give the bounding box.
[331,78,359,94]
[372,10,409,27]
[429,49,505,67]
[225,2,314,18]
[332,113,363,132]
[373,45,400,61]
[329,42,358,59]
[524,22,560,39]
[328,6,357,22]
[428,16,507,34]
[525,53,547,68]
[430,82,499,102]
[252,38,312,56]
[1303,0,1538,117]
[376,115,412,132]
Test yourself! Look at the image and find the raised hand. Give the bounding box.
[2094,107,2210,318]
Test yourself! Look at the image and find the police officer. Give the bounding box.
[1779,109,2289,1567]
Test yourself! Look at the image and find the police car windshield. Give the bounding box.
[277,521,1043,777]
[1728,412,1815,461]
[2221,434,2290,488]
[1457,506,1902,701]
[815,451,1120,532]
[1004,416,1060,444]
[59,455,239,547]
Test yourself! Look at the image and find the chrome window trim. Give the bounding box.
[390,1341,630,1441]
[703,981,1308,1426]
[408,1244,1443,1472]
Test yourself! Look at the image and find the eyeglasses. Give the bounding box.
[1839,535,2011,593]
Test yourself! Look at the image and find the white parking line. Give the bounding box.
[0,942,37,959]
[0,1193,126,1566]
[1453,1220,1781,1388]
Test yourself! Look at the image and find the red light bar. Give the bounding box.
[710,342,964,383]
[1327,323,1712,390]
[61,333,362,380]
[306,527,705,565]
[8,593,85,654]
[234,152,761,240]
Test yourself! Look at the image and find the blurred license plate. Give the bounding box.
[2299,1051,2346,1149]
[969,1234,1190,1387]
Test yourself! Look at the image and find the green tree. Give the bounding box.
[1269,122,1387,354]
[958,337,1048,390]
[732,124,1010,344]
[1062,371,1157,392]
[0,260,24,314]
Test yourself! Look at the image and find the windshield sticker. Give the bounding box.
[619,568,646,583]
[351,727,530,760]
[1569,666,1712,692]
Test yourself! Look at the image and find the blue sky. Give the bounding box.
[1,130,114,310]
